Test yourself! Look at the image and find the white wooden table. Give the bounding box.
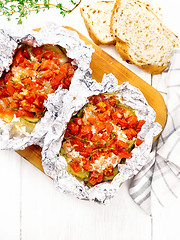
[0,0,180,239]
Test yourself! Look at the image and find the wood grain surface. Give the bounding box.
[16,27,167,174]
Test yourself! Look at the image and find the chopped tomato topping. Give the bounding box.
[96,101,107,112]
[126,115,137,128]
[89,171,104,185]
[74,118,83,126]
[105,122,114,134]
[12,49,24,66]
[15,109,34,118]
[97,111,110,122]
[136,120,146,132]
[111,111,123,124]
[31,46,43,56]
[119,149,132,159]
[67,121,79,135]
[117,140,128,149]
[43,50,53,60]
[103,166,114,177]
[124,128,137,139]
[87,116,96,125]
[50,72,66,90]
[95,123,106,133]
[118,119,128,128]
[89,94,106,105]
[82,159,91,171]
[70,161,81,173]
[136,138,144,146]
[91,134,101,143]
[79,125,91,137]
[108,98,116,106]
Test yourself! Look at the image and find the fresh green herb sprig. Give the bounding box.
[0,0,82,24]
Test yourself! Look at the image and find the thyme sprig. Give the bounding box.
[0,0,82,24]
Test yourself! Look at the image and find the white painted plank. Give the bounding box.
[21,159,151,240]
[152,197,180,240]
[0,150,21,240]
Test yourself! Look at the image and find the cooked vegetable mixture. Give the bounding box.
[0,44,77,130]
[61,93,145,186]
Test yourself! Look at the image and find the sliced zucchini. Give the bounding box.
[117,103,135,116]
[22,116,40,123]
[103,167,119,182]
[67,164,89,181]
[43,45,68,64]
[126,139,135,153]
[19,117,36,133]
[43,45,64,54]
[0,113,14,123]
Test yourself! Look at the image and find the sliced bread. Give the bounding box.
[80,1,116,45]
[111,0,179,74]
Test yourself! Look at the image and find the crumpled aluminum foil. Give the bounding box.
[41,73,162,204]
[0,23,94,150]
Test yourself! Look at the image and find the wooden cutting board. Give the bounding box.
[16,27,167,174]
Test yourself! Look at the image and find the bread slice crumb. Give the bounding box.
[111,0,179,74]
[80,1,116,45]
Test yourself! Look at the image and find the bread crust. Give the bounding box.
[80,7,103,45]
[80,1,116,45]
[116,39,168,74]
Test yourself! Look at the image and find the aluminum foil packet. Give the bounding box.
[42,73,162,204]
[0,23,94,150]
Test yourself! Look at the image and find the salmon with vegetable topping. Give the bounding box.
[0,44,77,133]
[61,93,145,187]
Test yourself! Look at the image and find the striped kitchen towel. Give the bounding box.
[129,49,180,215]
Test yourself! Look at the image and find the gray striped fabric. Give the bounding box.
[129,49,180,215]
